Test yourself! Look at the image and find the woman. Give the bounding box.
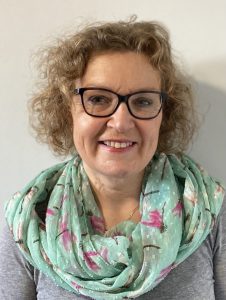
[0,19,225,299]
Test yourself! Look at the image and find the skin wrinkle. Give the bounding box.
[71,51,162,229]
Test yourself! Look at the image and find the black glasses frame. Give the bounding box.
[74,87,168,120]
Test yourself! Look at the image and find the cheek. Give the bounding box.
[143,115,162,145]
[71,108,104,149]
[72,104,90,135]
[71,108,87,149]
[72,116,89,146]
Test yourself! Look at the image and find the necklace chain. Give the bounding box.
[104,204,139,232]
[126,204,140,220]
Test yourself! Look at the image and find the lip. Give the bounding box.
[98,139,136,143]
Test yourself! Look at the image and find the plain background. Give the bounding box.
[0,0,226,228]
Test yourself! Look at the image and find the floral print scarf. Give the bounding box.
[5,153,225,299]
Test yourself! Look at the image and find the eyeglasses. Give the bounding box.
[74,87,167,120]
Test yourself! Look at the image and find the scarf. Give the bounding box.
[5,153,225,299]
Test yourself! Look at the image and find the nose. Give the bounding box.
[107,103,135,132]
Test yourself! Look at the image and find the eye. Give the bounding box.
[132,97,154,107]
[86,95,112,105]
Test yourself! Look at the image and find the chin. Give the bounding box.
[107,169,131,178]
[99,164,141,179]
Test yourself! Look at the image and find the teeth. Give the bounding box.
[103,141,133,148]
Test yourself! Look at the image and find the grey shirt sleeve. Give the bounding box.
[213,195,226,299]
[0,223,36,300]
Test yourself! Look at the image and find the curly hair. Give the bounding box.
[29,17,199,156]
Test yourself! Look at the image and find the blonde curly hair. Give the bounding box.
[29,17,198,156]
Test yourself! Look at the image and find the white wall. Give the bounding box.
[1,0,226,228]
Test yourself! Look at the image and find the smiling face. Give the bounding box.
[71,51,162,181]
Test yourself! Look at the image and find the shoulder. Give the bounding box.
[0,223,34,274]
[211,193,226,253]
[0,223,37,299]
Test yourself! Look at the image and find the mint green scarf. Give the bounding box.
[5,153,225,299]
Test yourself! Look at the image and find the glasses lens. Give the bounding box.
[83,89,117,116]
[128,92,162,118]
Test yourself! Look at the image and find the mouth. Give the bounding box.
[98,140,136,149]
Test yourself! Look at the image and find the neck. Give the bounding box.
[83,163,144,228]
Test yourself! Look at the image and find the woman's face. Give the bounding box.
[71,51,162,180]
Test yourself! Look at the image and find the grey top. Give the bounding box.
[0,196,226,300]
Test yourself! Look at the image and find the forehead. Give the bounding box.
[77,51,161,93]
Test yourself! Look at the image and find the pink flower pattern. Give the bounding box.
[5,154,224,297]
[46,208,55,216]
[83,251,100,271]
[100,247,109,264]
[59,214,77,250]
[172,201,183,217]
[90,215,105,234]
[71,281,82,291]
[141,210,163,228]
